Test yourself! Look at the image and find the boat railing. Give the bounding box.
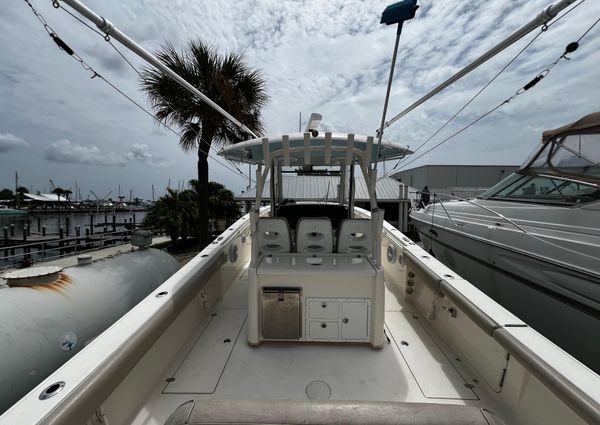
[0,213,253,425]
[415,191,600,262]
[431,192,528,233]
[373,211,600,425]
[413,191,528,233]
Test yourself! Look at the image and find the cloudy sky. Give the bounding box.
[1,0,599,199]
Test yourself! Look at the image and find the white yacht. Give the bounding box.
[411,112,600,373]
[1,128,599,425]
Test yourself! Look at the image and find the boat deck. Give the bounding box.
[130,270,511,425]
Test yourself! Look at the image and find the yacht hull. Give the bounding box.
[412,217,600,373]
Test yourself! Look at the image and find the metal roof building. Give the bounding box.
[390,164,519,189]
[389,164,519,198]
[236,175,412,230]
[23,193,62,202]
[236,176,409,202]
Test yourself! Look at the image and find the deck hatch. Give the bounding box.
[163,309,246,394]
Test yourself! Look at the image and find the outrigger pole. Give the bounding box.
[378,0,578,133]
[373,0,419,180]
[59,0,260,139]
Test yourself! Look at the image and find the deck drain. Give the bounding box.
[39,381,65,400]
[305,380,331,400]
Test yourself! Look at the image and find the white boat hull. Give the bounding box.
[411,213,600,373]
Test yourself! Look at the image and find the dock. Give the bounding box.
[1,220,146,269]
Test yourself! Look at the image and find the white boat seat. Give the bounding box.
[164,399,506,425]
[257,217,291,254]
[296,217,333,253]
[337,218,372,254]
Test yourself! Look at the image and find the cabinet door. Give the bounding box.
[341,301,368,340]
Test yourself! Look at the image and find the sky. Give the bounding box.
[1,0,599,200]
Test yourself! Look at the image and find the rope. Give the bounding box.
[24,0,252,183]
[57,3,143,78]
[55,1,252,182]
[393,13,599,173]
[390,29,545,173]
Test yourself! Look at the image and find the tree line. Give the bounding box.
[143,180,240,245]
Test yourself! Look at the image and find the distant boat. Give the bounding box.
[0,206,27,216]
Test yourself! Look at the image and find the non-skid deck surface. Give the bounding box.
[131,275,493,425]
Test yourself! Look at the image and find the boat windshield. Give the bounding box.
[482,173,600,206]
[521,133,600,184]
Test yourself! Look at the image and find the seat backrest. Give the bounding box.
[337,219,372,254]
[257,217,291,254]
[296,217,333,253]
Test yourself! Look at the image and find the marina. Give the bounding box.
[1,0,599,424]
[0,211,146,268]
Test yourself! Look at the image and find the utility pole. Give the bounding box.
[15,171,18,193]
[152,184,155,202]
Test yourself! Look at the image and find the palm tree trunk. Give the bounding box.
[197,128,213,248]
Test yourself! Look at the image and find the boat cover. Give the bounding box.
[521,112,600,184]
[542,112,600,143]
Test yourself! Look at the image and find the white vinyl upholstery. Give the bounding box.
[257,218,291,255]
[337,219,372,254]
[296,217,333,253]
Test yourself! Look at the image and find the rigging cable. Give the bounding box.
[54,1,143,78]
[24,0,253,183]
[393,12,599,173]
[56,1,253,181]
[388,0,589,176]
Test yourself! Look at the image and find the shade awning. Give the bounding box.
[218,132,411,166]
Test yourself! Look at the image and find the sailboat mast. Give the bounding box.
[59,0,259,139]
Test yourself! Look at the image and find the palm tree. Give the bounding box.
[140,40,268,247]
[52,187,65,203]
[143,188,199,244]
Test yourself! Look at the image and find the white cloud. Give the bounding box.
[1,0,599,197]
[44,139,174,168]
[0,133,28,152]
[126,143,174,168]
[44,139,127,166]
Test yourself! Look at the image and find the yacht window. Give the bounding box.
[527,133,600,182]
[491,175,600,206]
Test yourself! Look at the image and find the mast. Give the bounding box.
[59,0,259,139]
[378,0,578,132]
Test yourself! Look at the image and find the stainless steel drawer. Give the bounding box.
[261,288,301,340]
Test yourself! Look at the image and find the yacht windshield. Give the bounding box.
[486,174,600,206]
[523,133,600,184]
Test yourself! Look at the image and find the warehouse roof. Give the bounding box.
[236,176,409,202]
